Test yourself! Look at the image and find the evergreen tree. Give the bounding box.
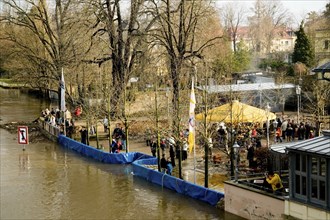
[292,22,315,67]
[324,3,330,28]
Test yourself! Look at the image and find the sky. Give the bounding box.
[215,0,329,26]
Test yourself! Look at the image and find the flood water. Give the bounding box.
[0,88,241,220]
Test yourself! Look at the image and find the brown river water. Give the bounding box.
[0,88,242,220]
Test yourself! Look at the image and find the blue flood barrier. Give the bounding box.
[58,135,153,163]
[132,158,224,206]
[57,135,224,206]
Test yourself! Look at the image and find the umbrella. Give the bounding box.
[196,100,276,124]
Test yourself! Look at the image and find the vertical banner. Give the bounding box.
[60,69,66,112]
[60,69,67,136]
[188,77,196,153]
[18,126,29,144]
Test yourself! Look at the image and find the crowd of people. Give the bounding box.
[144,129,191,175]
[211,116,318,171]
[274,118,315,143]
[41,106,76,138]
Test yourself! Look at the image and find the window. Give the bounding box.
[324,40,329,50]
[294,154,307,197]
[293,154,328,208]
[310,157,327,203]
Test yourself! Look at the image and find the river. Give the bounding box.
[0,88,241,220]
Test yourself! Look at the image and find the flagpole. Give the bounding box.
[193,123,196,184]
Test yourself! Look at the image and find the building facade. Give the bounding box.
[315,28,330,65]
[285,130,330,219]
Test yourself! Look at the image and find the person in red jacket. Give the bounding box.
[74,105,82,118]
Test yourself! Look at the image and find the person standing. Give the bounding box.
[120,125,126,151]
[74,105,82,118]
[64,106,72,121]
[169,143,176,167]
[150,138,157,157]
[113,123,123,139]
[298,122,306,140]
[286,124,293,142]
[80,127,88,145]
[166,158,173,175]
[182,139,188,161]
[217,125,227,147]
[247,145,255,168]
[276,127,283,143]
[305,123,311,140]
[291,120,297,141]
[103,116,109,133]
[160,154,168,173]
[281,119,288,141]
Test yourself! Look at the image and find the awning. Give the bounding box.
[196,100,276,124]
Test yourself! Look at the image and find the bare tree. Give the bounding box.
[248,0,290,55]
[220,2,247,53]
[146,0,222,135]
[84,0,149,115]
[1,0,87,105]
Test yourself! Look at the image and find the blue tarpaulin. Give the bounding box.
[132,158,224,206]
[57,135,224,206]
[58,135,153,163]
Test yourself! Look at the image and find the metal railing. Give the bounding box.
[236,170,290,197]
[38,118,61,137]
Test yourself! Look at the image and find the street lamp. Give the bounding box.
[233,142,240,182]
[273,120,278,143]
[296,85,301,124]
[265,103,271,148]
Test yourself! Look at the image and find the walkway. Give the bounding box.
[71,119,230,192]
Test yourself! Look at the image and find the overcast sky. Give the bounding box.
[215,0,329,27]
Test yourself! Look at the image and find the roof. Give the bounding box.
[196,82,295,94]
[286,130,330,157]
[270,142,298,154]
[312,62,330,73]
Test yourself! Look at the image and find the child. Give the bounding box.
[276,127,283,143]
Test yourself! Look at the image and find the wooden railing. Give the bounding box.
[38,118,61,137]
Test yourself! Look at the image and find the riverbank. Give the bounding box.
[71,118,231,192]
[0,80,27,89]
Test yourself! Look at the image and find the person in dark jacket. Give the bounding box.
[160,154,168,173]
[247,146,255,168]
[169,144,176,167]
[298,122,306,140]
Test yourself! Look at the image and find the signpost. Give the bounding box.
[18,126,28,150]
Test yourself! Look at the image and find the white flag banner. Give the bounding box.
[60,69,66,112]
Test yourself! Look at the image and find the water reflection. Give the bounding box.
[0,88,242,219]
[18,152,30,171]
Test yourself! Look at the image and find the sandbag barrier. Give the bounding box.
[58,135,224,206]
